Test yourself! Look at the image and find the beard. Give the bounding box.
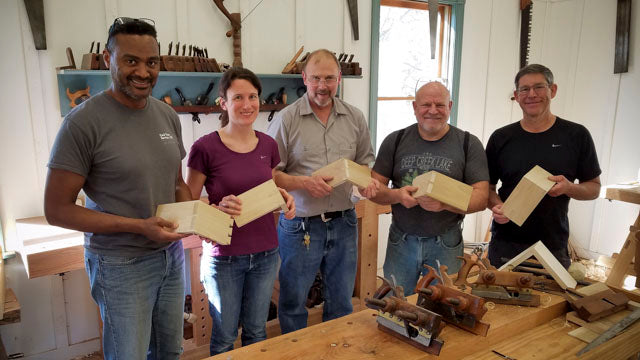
[111,68,153,101]
[310,90,333,107]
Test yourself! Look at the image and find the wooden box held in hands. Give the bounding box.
[411,170,473,212]
[501,165,555,226]
[312,158,372,189]
[156,200,233,245]
[234,179,289,228]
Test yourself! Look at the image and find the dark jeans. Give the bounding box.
[85,241,185,360]
[276,209,358,333]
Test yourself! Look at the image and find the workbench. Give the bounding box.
[206,291,640,360]
[205,292,562,359]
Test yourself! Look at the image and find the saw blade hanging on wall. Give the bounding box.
[519,0,533,69]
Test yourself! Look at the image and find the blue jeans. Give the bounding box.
[277,209,358,334]
[84,241,185,360]
[383,222,463,296]
[200,247,278,355]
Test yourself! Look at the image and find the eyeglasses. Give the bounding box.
[517,83,550,96]
[307,75,339,86]
[109,17,156,33]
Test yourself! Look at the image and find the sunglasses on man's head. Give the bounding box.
[109,17,156,33]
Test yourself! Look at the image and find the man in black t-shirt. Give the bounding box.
[486,64,601,268]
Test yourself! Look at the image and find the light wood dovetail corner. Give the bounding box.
[412,170,473,212]
[312,158,372,189]
[499,240,577,289]
[156,200,233,245]
[234,179,288,228]
[502,165,555,226]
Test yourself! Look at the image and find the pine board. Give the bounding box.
[234,179,288,227]
[156,200,233,245]
[502,165,554,226]
[568,326,599,343]
[576,282,610,296]
[312,158,372,189]
[412,171,473,211]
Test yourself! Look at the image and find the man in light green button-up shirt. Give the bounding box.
[267,49,379,333]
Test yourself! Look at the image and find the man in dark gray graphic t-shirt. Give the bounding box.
[371,82,489,296]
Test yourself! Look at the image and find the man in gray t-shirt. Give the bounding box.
[45,19,191,359]
[371,82,489,296]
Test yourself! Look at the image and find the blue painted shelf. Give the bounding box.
[56,70,305,116]
[56,70,361,117]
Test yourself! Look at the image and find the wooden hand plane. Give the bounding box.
[455,253,541,307]
[365,277,444,355]
[415,264,490,336]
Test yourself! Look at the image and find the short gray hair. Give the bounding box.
[515,64,554,88]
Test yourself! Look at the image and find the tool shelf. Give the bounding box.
[56,70,361,117]
[172,103,286,114]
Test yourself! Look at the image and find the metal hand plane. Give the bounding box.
[455,253,541,307]
[365,276,444,355]
[415,264,490,336]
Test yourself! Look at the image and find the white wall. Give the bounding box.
[457,0,640,260]
[0,0,371,357]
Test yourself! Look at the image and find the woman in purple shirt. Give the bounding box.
[186,67,295,355]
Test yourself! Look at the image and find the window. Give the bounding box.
[369,0,465,151]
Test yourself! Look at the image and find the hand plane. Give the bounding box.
[365,277,444,355]
[455,253,541,307]
[415,264,490,336]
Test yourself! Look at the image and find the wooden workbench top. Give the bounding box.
[604,183,640,205]
[207,292,568,359]
[15,216,85,279]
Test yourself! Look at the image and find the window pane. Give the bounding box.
[375,100,416,151]
[378,6,438,98]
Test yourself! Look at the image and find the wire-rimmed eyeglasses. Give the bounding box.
[307,75,339,86]
[516,83,550,97]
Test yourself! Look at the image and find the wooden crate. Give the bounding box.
[412,170,473,212]
[156,200,233,245]
[502,165,555,226]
